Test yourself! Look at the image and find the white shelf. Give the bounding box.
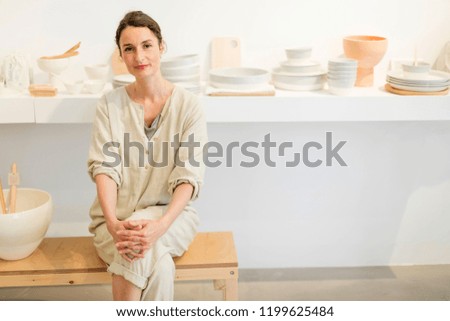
[0,97,35,123]
[1,86,449,124]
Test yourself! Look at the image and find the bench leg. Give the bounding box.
[213,279,239,301]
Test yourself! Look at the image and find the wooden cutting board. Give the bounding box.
[385,83,449,96]
[111,48,129,75]
[211,37,241,69]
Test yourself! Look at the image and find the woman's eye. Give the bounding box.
[123,47,133,52]
[144,44,152,49]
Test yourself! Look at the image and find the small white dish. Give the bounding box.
[401,62,431,79]
[285,47,312,62]
[84,79,105,94]
[85,64,109,80]
[64,80,84,94]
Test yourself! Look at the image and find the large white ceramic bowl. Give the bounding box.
[37,58,70,74]
[0,188,53,260]
[209,67,270,90]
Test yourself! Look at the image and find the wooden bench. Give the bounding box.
[0,231,238,300]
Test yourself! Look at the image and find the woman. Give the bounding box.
[87,11,207,301]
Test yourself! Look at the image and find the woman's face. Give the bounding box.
[119,26,163,79]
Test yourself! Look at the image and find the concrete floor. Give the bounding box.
[1,265,449,301]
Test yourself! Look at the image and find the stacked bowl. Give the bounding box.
[327,58,358,95]
[161,54,201,94]
[386,62,450,93]
[272,47,326,91]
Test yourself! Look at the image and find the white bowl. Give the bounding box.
[0,188,53,260]
[64,80,84,94]
[402,62,431,79]
[37,58,70,74]
[161,54,200,68]
[280,60,321,74]
[328,57,358,66]
[161,64,200,78]
[285,47,312,62]
[84,79,105,94]
[209,67,270,90]
[85,64,109,80]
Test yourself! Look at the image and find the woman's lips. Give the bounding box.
[135,64,148,70]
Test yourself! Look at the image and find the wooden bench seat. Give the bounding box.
[0,231,238,300]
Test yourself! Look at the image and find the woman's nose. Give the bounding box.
[135,48,144,63]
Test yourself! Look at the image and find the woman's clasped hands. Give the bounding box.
[108,219,168,262]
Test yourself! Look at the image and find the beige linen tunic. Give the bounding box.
[87,85,207,299]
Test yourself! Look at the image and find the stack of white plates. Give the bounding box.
[386,70,450,92]
[112,74,134,88]
[209,67,270,91]
[272,48,326,91]
[161,54,201,94]
[327,58,358,95]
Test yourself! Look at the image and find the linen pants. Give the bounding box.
[93,206,199,300]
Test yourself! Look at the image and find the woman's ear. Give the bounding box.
[160,40,167,55]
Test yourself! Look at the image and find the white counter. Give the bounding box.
[1,86,449,123]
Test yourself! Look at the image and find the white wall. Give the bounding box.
[1,0,449,80]
[1,0,450,269]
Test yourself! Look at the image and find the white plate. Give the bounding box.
[388,81,449,92]
[387,70,450,83]
[387,77,450,87]
[209,67,270,89]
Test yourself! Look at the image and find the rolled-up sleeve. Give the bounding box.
[167,101,207,201]
[87,96,122,187]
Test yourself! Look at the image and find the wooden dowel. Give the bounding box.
[9,163,17,214]
[0,178,6,214]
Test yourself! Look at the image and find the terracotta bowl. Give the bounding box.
[0,188,53,260]
[343,35,388,86]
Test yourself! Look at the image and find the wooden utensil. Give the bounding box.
[64,42,81,54]
[0,178,6,214]
[385,83,449,96]
[40,42,81,59]
[211,37,241,69]
[40,51,79,60]
[8,163,19,214]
